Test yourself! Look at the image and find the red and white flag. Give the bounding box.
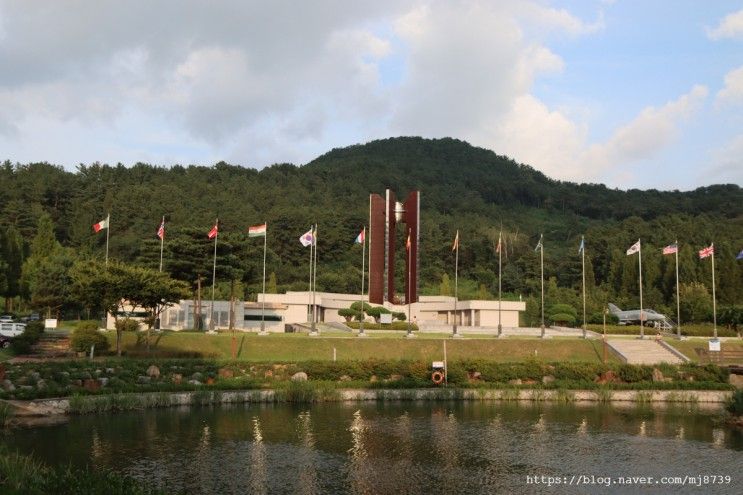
[157,218,165,240]
[699,244,714,259]
[207,221,218,239]
[248,223,267,237]
[451,230,459,252]
[662,243,678,255]
[406,231,412,252]
[354,228,365,244]
[92,216,109,233]
[495,233,502,254]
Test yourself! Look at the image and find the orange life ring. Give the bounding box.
[431,370,445,385]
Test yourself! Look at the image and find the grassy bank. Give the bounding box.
[104,330,614,362]
[663,339,743,363]
[0,445,167,495]
[587,323,740,337]
[0,358,733,403]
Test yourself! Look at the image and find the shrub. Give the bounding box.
[392,312,406,322]
[727,390,743,415]
[337,308,361,322]
[115,318,140,333]
[588,312,619,325]
[549,313,576,326]
[617,364,653,383]
[71,325,109,354]
[11,321,44,354]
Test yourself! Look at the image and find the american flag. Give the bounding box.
[156,218,165,240]
[662,243,677,255]
[699,244,714,259]
[208,220,218,239]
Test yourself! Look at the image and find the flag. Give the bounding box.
[406,231,411,252]
[207,221,218,239]
[248,223,267,237]
[451,231,459,252]
[496,233,502,254]
[92,216,109,233]
[699,244,714,259]
[662,243,678,255]
[626,240,640,255]
[299,228,314,247]
[354,228,365,244]
[156,218,165,240]
[578,237,584,255]
[534,234,543,252]
[737,249,743,260]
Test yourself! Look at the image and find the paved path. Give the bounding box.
[607,338,686,364]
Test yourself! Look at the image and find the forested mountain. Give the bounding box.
[1,137,741,320]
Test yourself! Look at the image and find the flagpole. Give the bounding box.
[711,243,717,340]
[497,230,502,338]
[307,226,313,323]
[311,224,317,334]
[359,226,366,337]
[159,216,165,272]
[638,239,644,339]
[105,213,110,266]
[210,219,218,332]
[540,234,545,339]
[581,235,586,339]
[260,222,267,334]
[407,228,412,338]
[675,240,681,339]
[453,230,459,337]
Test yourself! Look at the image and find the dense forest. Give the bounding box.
[1,137,741,323]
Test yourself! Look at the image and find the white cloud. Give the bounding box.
[716,65,743,106]
[707,134,743,185]
[707,9,743,39]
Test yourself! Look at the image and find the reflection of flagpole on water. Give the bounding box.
[430,409,460,494]
[249,417,268,495]
[348,409,372,494]
[295,411,318,495]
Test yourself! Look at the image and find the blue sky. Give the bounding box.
[0,1,742,190]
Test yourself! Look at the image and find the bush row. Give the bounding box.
[0,358,732,401]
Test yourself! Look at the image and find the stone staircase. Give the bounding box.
[606,339,687,365]
[31,333,73,358]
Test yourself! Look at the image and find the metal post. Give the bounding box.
[638,239,644,339]
[360,226,366,337]
[260,223,267,334]
[311,224,318,334]
[453,230,459,337]
[581,235,586,339]
[210,219,218,332]
[540,235,545,338]
[711,244,717,340]
[407,228,413,338]
[308,227,313,322]
[497,230,502,338]
[159,216,165,272]
[675,240,681,339]
[105,213,110,266]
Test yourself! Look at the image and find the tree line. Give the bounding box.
[1,137,741,325]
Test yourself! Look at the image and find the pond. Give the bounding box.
[5,401,743,494]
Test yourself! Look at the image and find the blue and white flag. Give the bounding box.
[578,237,584,254]
[626,240,641,256]
[737,249,743,260]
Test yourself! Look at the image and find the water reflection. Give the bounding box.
[249,417,267,495]
[5,401,743,495]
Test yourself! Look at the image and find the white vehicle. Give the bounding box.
[0,315,14,323]
[0,322,26,337]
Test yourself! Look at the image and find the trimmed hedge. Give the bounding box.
[10,321,44,354]
[0,358,732,401]
[71,323,109,354]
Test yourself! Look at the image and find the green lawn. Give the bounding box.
[105,330,614,363]
[663,338,743,362]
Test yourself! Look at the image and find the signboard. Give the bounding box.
[708,339,721,352]
[380,313,393,324]
[432,361,445,369]
[45,319,58,329]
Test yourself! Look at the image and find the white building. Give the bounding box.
[134,291,525,332]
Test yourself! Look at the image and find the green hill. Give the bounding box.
[1,137,741,321]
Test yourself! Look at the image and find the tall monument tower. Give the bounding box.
[368,190,420,305]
